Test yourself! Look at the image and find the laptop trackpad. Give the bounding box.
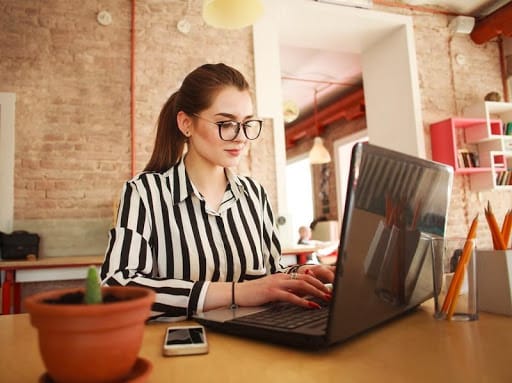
[194,305,269,323]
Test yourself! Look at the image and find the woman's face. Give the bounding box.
[186,86,255,169]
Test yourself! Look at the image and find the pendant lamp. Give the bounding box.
[309,137,331,164]
[202,0,264,29]
[309,90,331,164]
[283,99,300,123]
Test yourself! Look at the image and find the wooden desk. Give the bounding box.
[0,255,104,315]
[1,306,511,382]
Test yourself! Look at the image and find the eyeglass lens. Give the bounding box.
[219,120,261,141]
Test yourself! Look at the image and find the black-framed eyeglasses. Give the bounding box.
[193,113,263,141]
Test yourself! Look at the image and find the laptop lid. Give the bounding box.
[326,142,453,344]
[195,142,453,348]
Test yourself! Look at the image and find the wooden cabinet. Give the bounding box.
[430,102,512,191]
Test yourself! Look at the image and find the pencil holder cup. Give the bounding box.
[431,237,478,321]
[477,250,512,316]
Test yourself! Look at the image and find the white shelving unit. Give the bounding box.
[463,101,512,190]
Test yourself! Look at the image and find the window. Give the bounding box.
[285,156,314,244]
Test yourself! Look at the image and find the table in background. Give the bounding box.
[282,242,338,264]
[1,305,511,382]
[0,255,104,315]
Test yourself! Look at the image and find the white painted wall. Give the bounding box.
[0,92,16,233]
[362,24,425,158]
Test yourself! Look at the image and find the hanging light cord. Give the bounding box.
[314,89,319,133]
[130,0,136,177]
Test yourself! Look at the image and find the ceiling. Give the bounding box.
[280,0,512,126]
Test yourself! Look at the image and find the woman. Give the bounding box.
[101,63,335,321]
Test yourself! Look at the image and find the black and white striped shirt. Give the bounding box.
[101,157,284,321]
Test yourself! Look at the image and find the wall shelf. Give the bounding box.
[430,102,512,191]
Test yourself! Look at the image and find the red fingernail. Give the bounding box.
[305,269,311,275]
[324,293,332,300]
[307,301,321,309]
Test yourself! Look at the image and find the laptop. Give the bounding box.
[194,142,453,349]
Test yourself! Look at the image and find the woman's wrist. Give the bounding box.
[203,282,237,311]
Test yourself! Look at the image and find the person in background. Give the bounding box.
[101,63,335,321]
[297,226,312,244]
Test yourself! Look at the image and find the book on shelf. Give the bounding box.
[505,122,512,136]
[468,152,479,167]
[495,169,512,186]
[457,148,479,168]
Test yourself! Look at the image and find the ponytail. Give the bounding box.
[144,92,186,172]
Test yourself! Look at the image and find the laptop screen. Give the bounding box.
[328,142,453,342]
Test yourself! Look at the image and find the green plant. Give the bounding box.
[84,266,103,304]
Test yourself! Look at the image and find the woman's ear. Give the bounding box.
[177,111,192,137]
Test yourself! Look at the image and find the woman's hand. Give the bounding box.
[298,264,336,284]
[235,270,333,309]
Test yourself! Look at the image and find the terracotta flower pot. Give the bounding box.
[25,286,155,383]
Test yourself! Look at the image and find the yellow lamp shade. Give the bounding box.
[202,0,264,29]
[283,100,300,123]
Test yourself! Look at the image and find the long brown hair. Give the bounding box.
[144,63,250,172]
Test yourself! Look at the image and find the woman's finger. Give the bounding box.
[284,270,327,291]
[281,278,331,302]
[271,288,323,309]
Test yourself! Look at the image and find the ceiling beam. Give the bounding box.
[285,87,365,148]
[470,2,512,44]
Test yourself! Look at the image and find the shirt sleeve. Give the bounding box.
[100,180,210,322]
[259,185,285,274]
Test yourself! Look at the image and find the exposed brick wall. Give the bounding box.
[1,0,259,221]
[0,0,265,255]
[1,0,511,256]
[1,0,133,221]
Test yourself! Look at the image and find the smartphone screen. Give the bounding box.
[163,326,208,356]
[165,327,206,345]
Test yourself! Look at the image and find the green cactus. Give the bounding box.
[84,266,103,304]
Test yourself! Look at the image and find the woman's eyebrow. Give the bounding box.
[214,112,255,120]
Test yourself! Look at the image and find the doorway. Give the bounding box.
[253,0,424,244]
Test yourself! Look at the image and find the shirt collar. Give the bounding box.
[225,167,247,200]
[171,157,247,206]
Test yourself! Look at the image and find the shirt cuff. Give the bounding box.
[194,280,211,314]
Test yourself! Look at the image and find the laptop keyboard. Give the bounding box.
[232,299,329,330]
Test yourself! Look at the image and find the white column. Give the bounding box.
[0,92,16,233]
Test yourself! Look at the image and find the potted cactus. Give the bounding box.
[24,267,155,383]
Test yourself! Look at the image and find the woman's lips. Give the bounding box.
[225,148,243,156]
